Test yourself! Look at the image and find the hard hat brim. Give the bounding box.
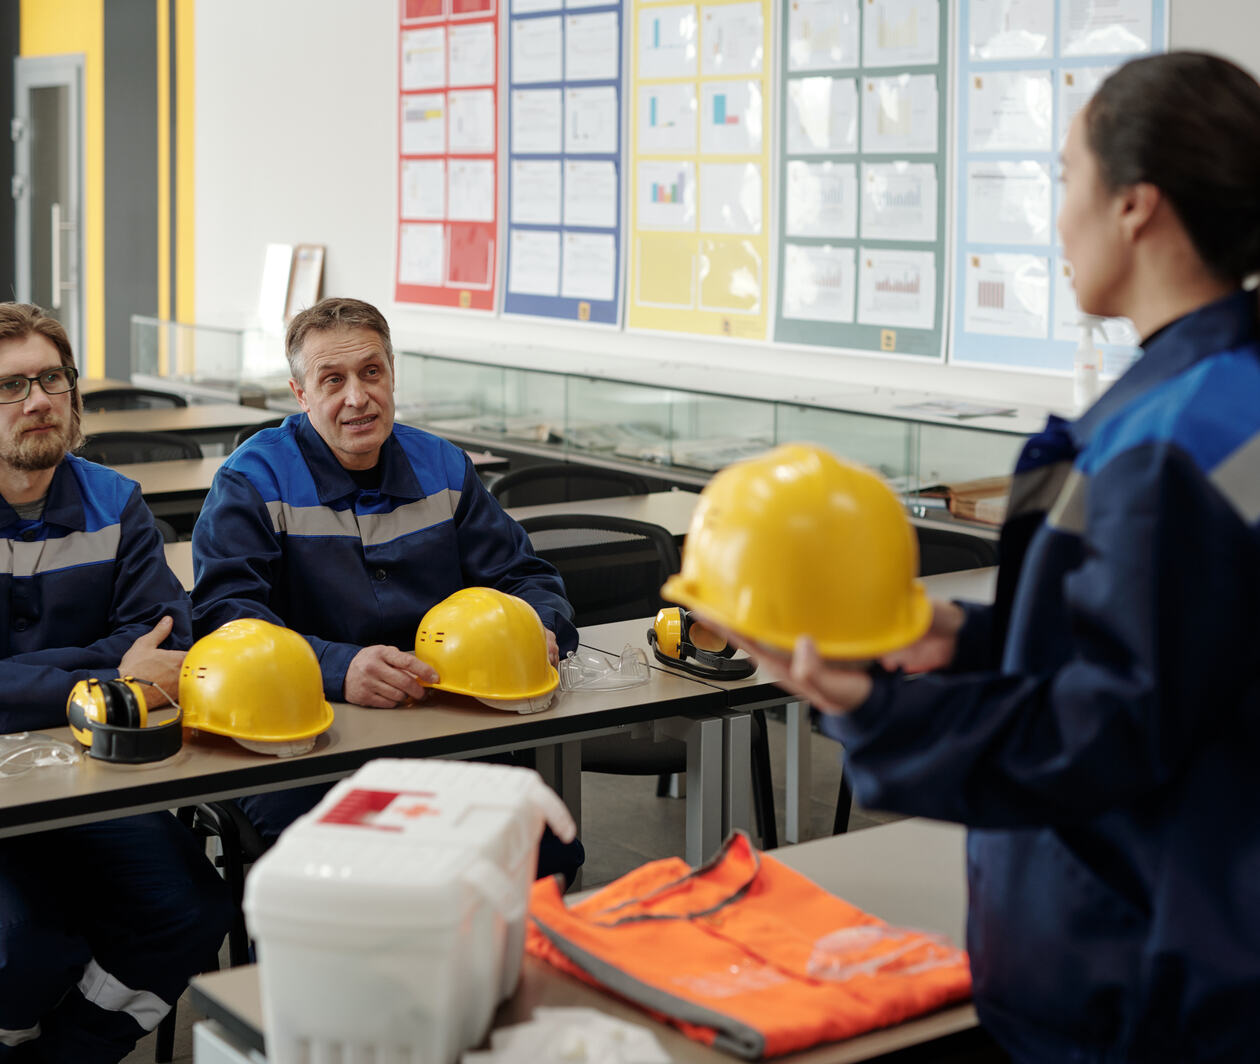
[661,576,934,661]
[188,699,335,744]
[422,665,560,703]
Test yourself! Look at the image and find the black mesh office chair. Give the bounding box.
[76,431,202,465]
[232,417,286,450]
[519,513,679,626]
[519,513,778,848]
[152,517,178,544]
[80,387,187,412]
[490,462,650,508]
[915,524,998,576]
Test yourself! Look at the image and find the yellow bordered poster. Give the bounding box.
[627,0,772,339]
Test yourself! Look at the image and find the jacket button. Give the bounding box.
[13,618,29,631]
[374,568,387,581]
[21,529,36,542]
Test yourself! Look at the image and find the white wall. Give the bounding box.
[1170,0,1260,79]
[194,0,1259,409]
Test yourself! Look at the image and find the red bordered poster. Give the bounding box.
[397,0,499,311]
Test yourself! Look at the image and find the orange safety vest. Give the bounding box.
[527,832,972,1059]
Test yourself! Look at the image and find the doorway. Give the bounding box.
[13,54,85,358]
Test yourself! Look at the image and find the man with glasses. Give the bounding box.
[0,303,231,1062]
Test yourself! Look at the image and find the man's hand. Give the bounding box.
[545,628,559,667]
[345,645,438,708]
[118,616,186,708]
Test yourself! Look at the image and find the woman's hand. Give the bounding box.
[699,597,966,715]
[701,622,873,715]
[879,599,966,674]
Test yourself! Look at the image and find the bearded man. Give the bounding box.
[0,303,231,1064]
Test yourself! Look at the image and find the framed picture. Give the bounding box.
[258,243,294,332]
[285,244,326,322]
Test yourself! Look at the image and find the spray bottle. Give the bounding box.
[1073,315,1105,415]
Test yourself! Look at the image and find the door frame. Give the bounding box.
[13,53,86,355]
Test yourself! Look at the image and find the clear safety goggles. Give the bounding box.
[559,645,651,692]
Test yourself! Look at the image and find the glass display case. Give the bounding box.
[130,316,1037,520]
[396,350,1030,499]
[130,316,291,405]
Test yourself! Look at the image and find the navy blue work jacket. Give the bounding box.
[191,415,576,700]
[827,289,1260,1062]
[0,457,192,732]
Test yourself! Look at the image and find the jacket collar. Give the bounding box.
[1070,288,1259,447]
[0,459,86,532]
[294,413,424,505]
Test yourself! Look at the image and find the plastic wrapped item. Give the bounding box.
[559,645,651,693]
[463,1007,670,1064]
[0,732,80,778]
[807,923,965,982]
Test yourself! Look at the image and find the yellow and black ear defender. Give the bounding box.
[66,677,183,764]
[648,607,756,681]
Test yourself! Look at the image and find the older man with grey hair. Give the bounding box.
[190,297,583,880]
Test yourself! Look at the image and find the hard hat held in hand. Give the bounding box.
[180,619,334,756]
[414,587,560,713]
[661,443,932,660]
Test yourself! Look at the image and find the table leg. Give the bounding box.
[785,700,813,844]
[685,717,724,866]
[723,713,752,838]
[535,740,583,833]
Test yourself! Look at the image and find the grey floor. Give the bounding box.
[122,716,901,1064]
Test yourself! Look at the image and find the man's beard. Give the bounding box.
[2,417,72,472]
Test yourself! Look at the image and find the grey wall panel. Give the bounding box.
[1,3,19,303]
[103,0,158,378]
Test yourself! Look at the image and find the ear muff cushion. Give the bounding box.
[648,627,756,680]
[100,679,141,728]
[679,611,737,659]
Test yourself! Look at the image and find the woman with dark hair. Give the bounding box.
[728,52,1260,1062]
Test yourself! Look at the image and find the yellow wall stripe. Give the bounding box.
[157,0,171,374]
[157,0,170,324]
[20,0,105,377]
[175,0,195,326]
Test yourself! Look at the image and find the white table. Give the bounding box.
[189,818,976,1064]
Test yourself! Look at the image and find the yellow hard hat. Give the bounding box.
[414,587,559,710]
[180,619,334,756]
[661,443,931,659]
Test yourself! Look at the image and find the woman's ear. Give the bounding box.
[1118,181,1162,243]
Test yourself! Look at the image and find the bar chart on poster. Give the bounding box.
[952,0,1166,374]
[503,0,626,324]
[396,0,501,311]
[625,0,773,340]
[774,0,948,359]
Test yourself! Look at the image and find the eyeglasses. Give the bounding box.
[0,367,79,404]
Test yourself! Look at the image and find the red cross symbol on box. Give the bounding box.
[396,802,440,819]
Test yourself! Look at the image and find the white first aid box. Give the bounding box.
[243,758,574,1064]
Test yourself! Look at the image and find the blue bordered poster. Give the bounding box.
[503,0,625,324]
[951,0,1166,373]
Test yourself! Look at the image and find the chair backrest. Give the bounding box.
[81,387,188,412]
[490,462,650,507]
[232,417,286,450]
[519,514,680,626]
[152,517,179,544]
[915,524,999,577]
[77,431,203,465]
